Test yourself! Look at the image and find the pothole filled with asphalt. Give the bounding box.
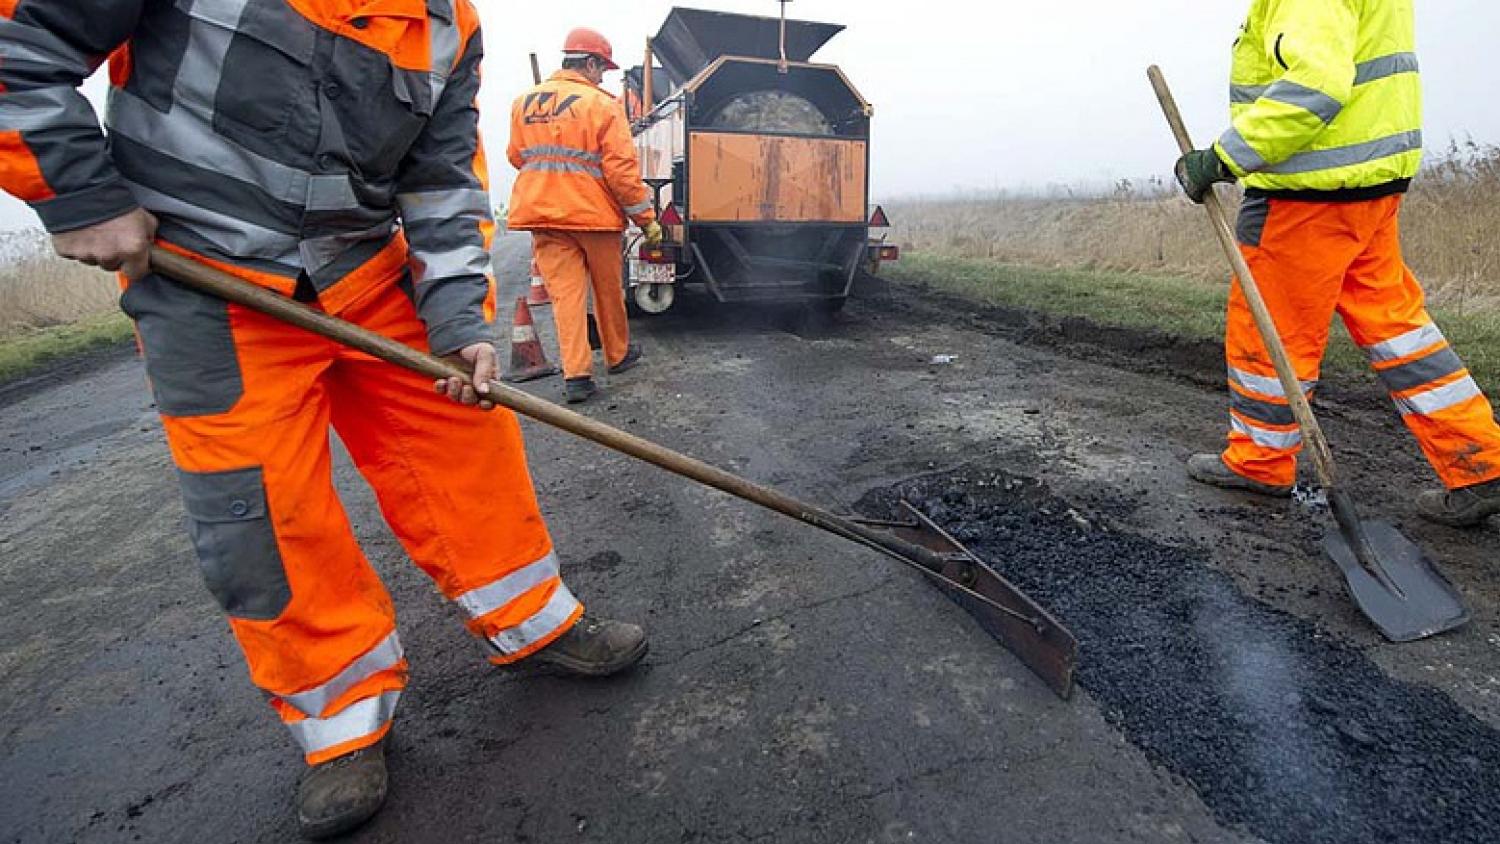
[859,467,1500,844]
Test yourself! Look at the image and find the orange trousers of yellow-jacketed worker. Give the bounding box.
[532,230,632,379]
[1222,194,1500,490]
[126,261,581,765]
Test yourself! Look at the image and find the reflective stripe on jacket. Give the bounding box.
[0,0,497,355]
[1215,0,1421,196]
[505,70,654,232]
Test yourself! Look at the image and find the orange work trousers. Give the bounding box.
[1222,194,1500,489]
[122,269,582,765]
[531,230,631,379]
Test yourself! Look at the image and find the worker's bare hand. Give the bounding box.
[434,341,498,409]
[51,208,158,280]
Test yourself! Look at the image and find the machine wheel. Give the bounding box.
[633,282,676,315]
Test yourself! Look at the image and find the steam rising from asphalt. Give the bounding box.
[1195,580,1336,815]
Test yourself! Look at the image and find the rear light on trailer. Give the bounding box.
[638,244,680,264]
[659,203,684,226]
[878,244,900,261]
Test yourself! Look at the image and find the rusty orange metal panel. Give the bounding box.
[687,132,866,223]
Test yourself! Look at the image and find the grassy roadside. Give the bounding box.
[0,313,134,386]
[885,252,1500,396]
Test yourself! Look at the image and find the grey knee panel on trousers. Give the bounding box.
[120,272,244,417]
[178,466,291,620]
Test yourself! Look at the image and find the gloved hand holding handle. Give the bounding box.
[1174,148,1234,204]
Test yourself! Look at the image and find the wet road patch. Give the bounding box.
[861,468,1500,844]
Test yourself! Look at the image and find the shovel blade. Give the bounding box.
[1322,520,1470,642]
[869,505,1079,700]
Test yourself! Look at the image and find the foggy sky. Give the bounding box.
[2,0,1496,231]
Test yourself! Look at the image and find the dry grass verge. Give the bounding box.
[0,230,130,384]
[882,143,1500,394]
[887,143,1500,308]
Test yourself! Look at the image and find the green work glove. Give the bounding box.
[1174,148,1233,204]
[642,220,664,247]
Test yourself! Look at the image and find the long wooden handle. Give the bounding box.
[1146,66,1340,489]
[147,247,954,574]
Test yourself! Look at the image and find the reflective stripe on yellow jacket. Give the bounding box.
[505,70,655,232]
[1215,0,1421,194]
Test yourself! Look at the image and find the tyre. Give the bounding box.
[632,282,676,315]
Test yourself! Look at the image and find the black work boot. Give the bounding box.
[529,615,647,677]
[564,377,598,404]
[1186,453,1293,498]
[1415,478,1500,527]
[608,343,644,375]
[297,741,388,840]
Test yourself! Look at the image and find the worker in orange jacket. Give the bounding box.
[1177,0,1500,526]
[507,27,662,404]
[0,1,648,838]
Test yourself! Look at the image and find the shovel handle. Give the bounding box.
[146,247,956,575]
[1146,66,1340,490]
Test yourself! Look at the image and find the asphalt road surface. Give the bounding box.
[2,233,1497,843]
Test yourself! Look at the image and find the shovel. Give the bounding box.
[148,247,1078,698]
[1147,66,1469,642]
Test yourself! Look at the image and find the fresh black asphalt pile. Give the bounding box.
[861,468,1500,844]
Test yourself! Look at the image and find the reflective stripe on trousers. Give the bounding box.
[286,690,401,761]
[279,632,405,718]
[1362,326,1484,417]
[1230,414,1303,450]
[453,550,583,661]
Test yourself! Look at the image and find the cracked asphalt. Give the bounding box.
[2,232,1496,843]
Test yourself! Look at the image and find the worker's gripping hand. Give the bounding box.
[52,208,158,280]
[434,341,499,410]
[642,221,664,247]
[1174,149,1234,204]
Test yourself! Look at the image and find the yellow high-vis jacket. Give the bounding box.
[1215,0,1422,197]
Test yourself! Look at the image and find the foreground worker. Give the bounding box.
[507,27,662,404]
[0,1,647,837]
[1175,0,1500,527]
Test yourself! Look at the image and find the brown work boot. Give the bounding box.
[1415,478,1500,527]
[1186,453,1293,498]
[296,741,388,840]
[529,615,648,677]
[608,343,644,375]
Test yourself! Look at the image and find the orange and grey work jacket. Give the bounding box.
[0,0,496,355]
[505,69,655,233]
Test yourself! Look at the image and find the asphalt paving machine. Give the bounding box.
[623,6,898,315]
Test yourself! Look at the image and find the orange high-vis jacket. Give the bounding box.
[506,70,655,232]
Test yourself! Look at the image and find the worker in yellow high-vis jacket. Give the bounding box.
[1175,0,1500,527]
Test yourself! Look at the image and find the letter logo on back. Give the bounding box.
[523,92,581,125]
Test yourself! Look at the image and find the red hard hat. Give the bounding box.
[563,27,618,70]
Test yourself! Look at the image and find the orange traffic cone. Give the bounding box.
[502,297,559,383]
[526,254,551,306]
